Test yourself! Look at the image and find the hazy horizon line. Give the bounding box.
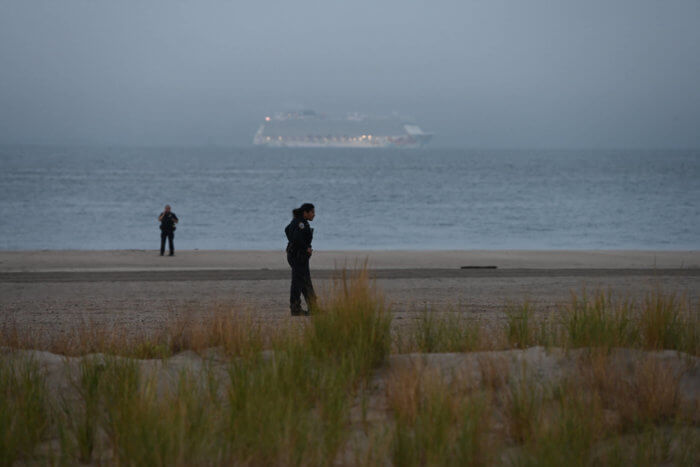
[2,142,699,152]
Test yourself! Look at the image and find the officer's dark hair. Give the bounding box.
[292,203,315,218]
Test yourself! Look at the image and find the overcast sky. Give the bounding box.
[1,0,698,148]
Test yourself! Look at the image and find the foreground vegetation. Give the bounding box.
[1,272,698,465]
[397,289,699,356]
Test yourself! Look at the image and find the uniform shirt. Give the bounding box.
[285,217,313,253]
[160,212,179,232]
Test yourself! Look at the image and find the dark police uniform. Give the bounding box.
[159,211,179,256]
[285,216,316,315]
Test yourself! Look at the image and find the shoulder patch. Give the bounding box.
[298,222,305,229]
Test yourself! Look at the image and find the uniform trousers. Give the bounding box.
[287,251,316,311]
[160,231,174,255]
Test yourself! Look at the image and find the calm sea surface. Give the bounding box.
[0,146,698,250]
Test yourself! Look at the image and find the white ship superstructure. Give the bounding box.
[253,111,432,148]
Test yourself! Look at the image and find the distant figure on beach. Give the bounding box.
[158,205,179,256]
[285,203,317,316]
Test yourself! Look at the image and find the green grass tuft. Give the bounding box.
[388,367,492,466]
[0,357,49,466]
[563,292,637,349]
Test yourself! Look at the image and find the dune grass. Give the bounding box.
[0,304,272,360]
[2,267,392,465]
[220,269,391,465]
[58,356,104,463]
[0,277,698,465]
[387,366,492,466]
[395,308,482,353]
[396,290,699,356]
[507,352,693,467]
[0,357,49,467]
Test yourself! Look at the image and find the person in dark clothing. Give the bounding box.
[158,204,179,256]
[285,203,316,316]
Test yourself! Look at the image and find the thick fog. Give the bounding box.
[1,0,698,148]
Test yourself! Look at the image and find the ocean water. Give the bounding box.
[0,146,698,250]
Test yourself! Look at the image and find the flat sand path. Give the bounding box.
[1,250,698,345]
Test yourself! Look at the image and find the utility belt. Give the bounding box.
[286,243,309,255]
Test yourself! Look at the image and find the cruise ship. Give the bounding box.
[253,110,432,148]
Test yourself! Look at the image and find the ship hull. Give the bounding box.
[253,135,430,149]
[252,112,432,148]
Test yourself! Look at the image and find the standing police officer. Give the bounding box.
[285,203,317,316]
[158,204,179,256]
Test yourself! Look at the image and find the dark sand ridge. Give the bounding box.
[1,250,699,344]
[1,250,698,272]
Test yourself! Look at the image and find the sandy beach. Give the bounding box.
[3,249,699,464]
[2,250,699,342]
